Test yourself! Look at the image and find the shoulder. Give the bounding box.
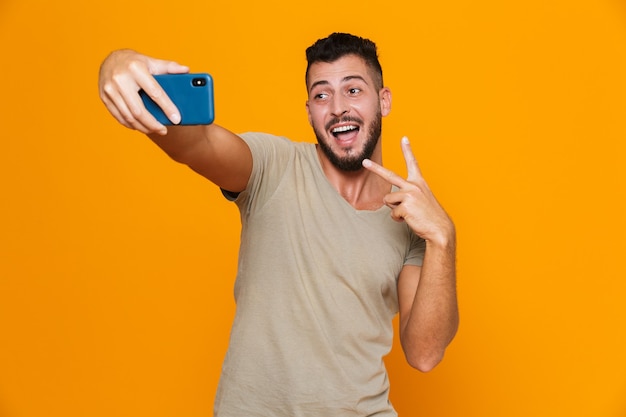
[239,132,314,160]
[239,132,291,148]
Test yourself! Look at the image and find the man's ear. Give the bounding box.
[380,87,392,117]
[306,101,313,125]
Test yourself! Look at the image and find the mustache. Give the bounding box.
[325,116,363,131]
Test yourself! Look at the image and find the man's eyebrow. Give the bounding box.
[309,80,329,92]
[343,75,368,84]
[308,75,369,93]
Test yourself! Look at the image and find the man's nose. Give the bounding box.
[330,96,349,117]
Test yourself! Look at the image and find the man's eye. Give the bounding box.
[315,93,329,100]
[348,88,361,95]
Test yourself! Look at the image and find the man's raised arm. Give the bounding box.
[98,49,252,193]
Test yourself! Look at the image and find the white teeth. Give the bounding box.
[332,125,358,133]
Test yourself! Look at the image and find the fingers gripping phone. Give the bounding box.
[140,73,215,125]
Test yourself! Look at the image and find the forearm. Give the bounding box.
[400,233,459,372]
[147,123,252,192]
[147,124,212,164]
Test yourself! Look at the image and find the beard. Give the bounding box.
[313,111,382,172]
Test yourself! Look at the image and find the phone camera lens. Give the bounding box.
[192,77,207,87]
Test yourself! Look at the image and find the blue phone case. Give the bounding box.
[140,73,215,125]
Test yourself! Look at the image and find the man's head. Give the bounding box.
[305,33,391,172]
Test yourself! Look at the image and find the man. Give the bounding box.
[99,32,458,416]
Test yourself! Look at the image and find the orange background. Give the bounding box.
[1,0,625,416]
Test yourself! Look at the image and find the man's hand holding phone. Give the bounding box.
[98,49,190,135]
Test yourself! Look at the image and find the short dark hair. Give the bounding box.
[305,33,384,89]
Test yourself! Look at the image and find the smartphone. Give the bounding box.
[140,73,215,125]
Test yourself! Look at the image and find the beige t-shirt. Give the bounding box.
[214,133,425,417]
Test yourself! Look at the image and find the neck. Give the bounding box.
[316,145,390,211]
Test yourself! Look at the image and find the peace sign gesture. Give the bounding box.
[363,137,455,247]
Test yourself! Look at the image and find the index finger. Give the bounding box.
[401,136,423,182]
[131,70,182,126]
[362,158,408,188]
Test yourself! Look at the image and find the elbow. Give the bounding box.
[405,350,444,373]
[401,334,451,372]
[400,317,459,372]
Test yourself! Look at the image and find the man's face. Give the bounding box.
[306,55,391,171]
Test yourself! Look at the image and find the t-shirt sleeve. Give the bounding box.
[404,232,426,267]
[225,132,294,218]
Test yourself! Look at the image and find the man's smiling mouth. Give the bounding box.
[331,124,359,138]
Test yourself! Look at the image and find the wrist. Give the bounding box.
[424,222,456,251]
